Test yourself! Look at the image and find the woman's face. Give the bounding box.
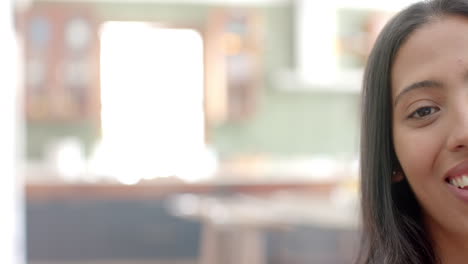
[392,15,468,242]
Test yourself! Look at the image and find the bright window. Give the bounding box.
[93,22,216,184]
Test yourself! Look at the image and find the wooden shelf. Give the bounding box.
[26,181,337,201]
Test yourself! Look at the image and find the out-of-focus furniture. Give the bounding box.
[169,191,359,264]
[20,2,101,123]
[26,181,356,264]
[199,220,266,264]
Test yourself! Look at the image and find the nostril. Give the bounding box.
[456,144,466,150]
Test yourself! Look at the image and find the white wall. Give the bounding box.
[0,0,25,263]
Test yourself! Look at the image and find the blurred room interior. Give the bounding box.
[2,0,418,263]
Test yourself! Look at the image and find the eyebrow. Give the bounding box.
[393,79,444,107]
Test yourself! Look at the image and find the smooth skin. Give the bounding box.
[392,15,468,263]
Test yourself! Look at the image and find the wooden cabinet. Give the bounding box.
[20,3,101,123]
[205,9,263,125]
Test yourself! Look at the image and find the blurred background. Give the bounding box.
[0,0,416,263]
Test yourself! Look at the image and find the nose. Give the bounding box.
[447,106,468,152]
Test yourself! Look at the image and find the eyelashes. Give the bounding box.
[408,106,441,119]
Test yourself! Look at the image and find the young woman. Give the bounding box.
[359,0,468,263]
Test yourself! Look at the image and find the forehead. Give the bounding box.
[391,15,468,97]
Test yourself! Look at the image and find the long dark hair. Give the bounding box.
[359,0,468,263]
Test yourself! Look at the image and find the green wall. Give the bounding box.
[27,121,97,160]
[213,90,360,158]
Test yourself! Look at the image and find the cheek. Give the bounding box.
[393,126,443,183]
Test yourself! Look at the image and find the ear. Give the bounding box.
[392,170,405,183]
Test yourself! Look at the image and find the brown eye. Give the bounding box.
[409,106,440,119]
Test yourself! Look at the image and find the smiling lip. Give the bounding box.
[445,160,468,203]
[445,160,468,182]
